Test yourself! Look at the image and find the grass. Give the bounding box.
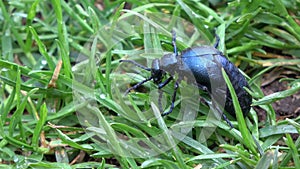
[0,0,300,168]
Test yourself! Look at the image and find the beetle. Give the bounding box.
[120,31,252,127]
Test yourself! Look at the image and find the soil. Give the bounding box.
[256,68,300,122]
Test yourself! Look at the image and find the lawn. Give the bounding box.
[0,0,299,168]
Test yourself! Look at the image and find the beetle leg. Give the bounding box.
[214,100,234,129]
[124,76,153,95]
[120,60,151,71]
[157,77,173,113]
[222,113,233,129]
[171,30,178,57]
[197,83,208,92]
[161,81,179,116]
[158,76,173,89]
[214,34,220,48]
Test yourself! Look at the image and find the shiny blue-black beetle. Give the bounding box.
[120,31,252,127]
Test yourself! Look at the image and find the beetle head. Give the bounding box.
[151,59,165,84]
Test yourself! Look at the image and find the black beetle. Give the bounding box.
[120,31,252,126]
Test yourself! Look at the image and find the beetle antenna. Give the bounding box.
[171,30,178,56]
[120,60,151,71]
[214,34,220,48]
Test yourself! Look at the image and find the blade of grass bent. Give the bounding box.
[222,68,258,157]
[151,102,187,169]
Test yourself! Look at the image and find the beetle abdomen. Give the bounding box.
[180,46,252,116]
[218,54,252,116]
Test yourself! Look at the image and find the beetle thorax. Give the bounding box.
[159,53,179,74]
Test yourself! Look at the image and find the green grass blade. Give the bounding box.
[285,134,300,168]
[31,103,47,147]
[9,88,39,136]
[29,26,55,70]
[52,0,69,53]
[0,1,36,65]
[254,150,273,169]
[280,136,300,167]
[252,81,300,105]
[56,129,93,151]
[176,0,212,42]
[55,39,72,78]
[221,68,258,156]
[151,103,187,169]
[60,1,93,33]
